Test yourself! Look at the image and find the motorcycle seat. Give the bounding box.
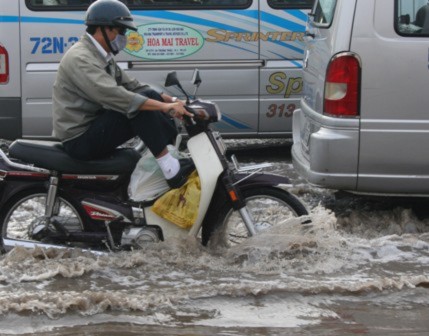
[8,140,141,175]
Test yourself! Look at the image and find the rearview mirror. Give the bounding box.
[164,71,190,103]
[164,71,180,88]
[192,69,202,87]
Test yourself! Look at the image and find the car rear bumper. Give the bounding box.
[291,101,360,190]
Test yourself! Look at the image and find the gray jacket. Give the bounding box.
[52,34,148,141]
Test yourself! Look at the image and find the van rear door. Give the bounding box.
[292,0,360,190]
[355,0,429,193]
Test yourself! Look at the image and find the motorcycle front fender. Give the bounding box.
[187,132,224,236]
[199,172,294,246]
[233,172,291,191]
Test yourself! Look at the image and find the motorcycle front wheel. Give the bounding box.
[203,186,309,247]
[0,189,84,253]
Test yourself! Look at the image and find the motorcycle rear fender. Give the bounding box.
[0,152,46,207]
[0,181,46,209]
[0,154,50,208]
[0,181,47,210]
[0,157,9,177]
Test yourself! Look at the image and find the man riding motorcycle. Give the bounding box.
[52,0,194,189]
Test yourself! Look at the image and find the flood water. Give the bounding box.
[1,140,428,335]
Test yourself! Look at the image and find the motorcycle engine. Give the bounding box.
[121,226,161,249]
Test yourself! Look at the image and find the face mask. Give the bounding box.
[110,34,128,55]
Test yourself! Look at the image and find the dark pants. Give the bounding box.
[63,88,177,160]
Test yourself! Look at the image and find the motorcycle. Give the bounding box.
[0,71,309,253]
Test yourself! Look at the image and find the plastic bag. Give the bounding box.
[128,149,169,202]
[151,171,200,229]
[128,144,186,202]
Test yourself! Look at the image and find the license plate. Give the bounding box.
[301,120,312,150]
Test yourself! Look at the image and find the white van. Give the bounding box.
[0,0,312,140]
[292,0,429,195]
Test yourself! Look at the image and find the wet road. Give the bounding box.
[0,140,428,335]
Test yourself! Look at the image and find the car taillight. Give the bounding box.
[324,53,361,117]
[0,44,9,84]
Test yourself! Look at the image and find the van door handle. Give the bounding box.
[305,32,316,39]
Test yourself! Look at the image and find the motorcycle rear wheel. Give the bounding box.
[204,187,309,247]
[0,189,84,253]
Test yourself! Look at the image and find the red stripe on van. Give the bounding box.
[0,44,9,84]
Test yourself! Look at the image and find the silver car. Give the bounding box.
[292,0,429,195]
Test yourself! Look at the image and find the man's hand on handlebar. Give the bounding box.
[139,96,193,120]
[165,100,194,120]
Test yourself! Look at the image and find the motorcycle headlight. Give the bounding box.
[189,100,221,123]
[213,102,222,121]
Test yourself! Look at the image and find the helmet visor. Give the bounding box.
[113,17,137,31]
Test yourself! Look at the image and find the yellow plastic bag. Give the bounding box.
[152,171,200,229]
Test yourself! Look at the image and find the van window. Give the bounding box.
[396,0,429,36]
[311,0,336,26]
[268,0,313,9]
[27,0,88,6]
[27,0,250,10]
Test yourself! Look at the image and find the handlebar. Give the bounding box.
[178,100,221,136]
[183,106,196,126]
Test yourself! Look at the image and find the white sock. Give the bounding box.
[156,152,180,179]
